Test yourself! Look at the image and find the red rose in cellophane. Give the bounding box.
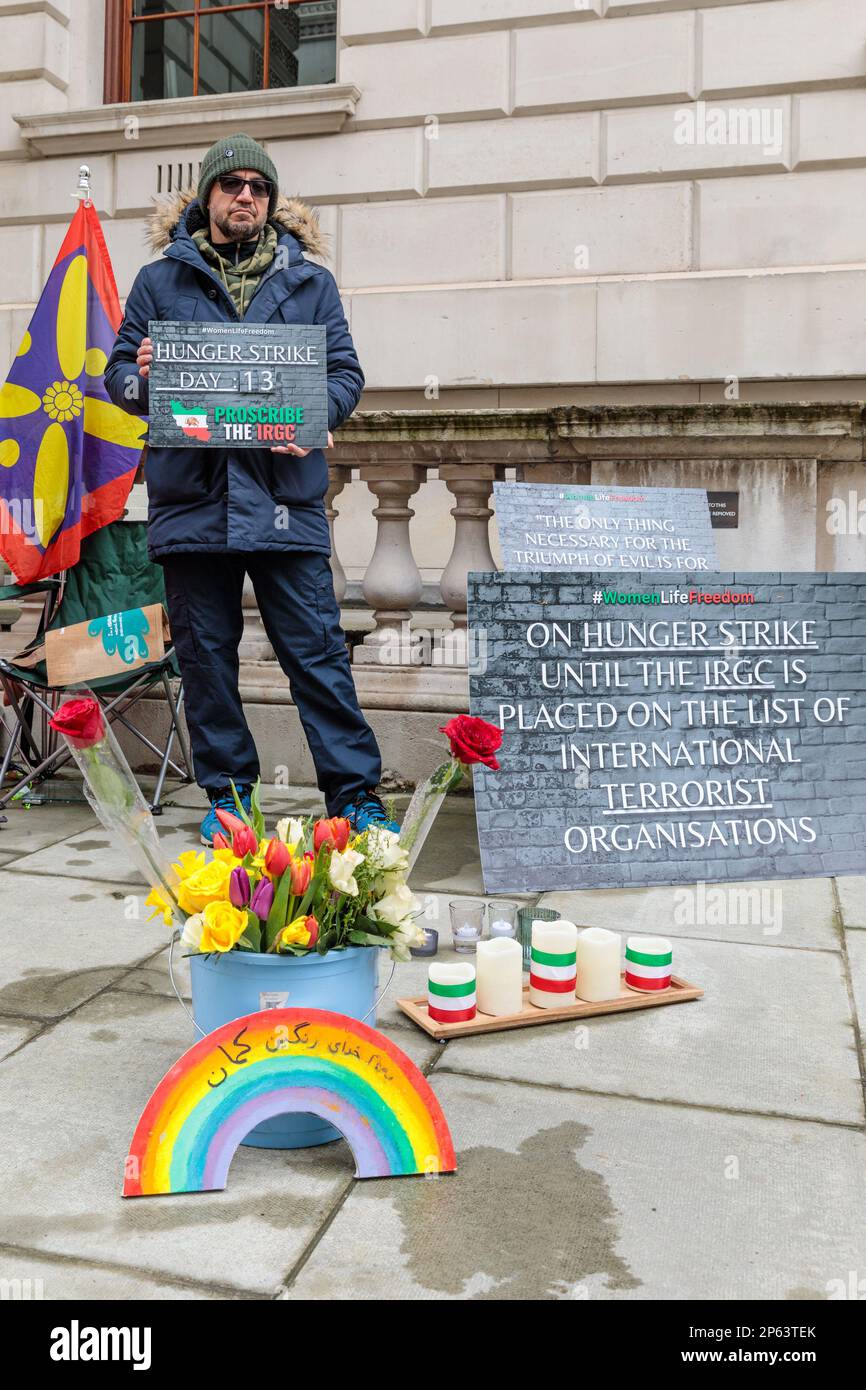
[439,715,502,771]
[48,697,105,749]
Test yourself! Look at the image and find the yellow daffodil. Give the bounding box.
[172,849,206,880]
[144,886,175,926]
[199,900,247,953]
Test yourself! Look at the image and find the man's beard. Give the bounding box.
[211,206,267,243]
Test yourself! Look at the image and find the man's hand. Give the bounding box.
[271,431,334,458]
[137,337,154,379]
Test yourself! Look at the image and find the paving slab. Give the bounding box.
[0,1015,41,1061]
[837,877,866,930]
[0,872,169,1020]
[845,930,866,1048]
[0,804,97,855]
[409,799,487,896]
[438,937,863,1126]
[0,1250,228,1301]
[0,986,442,1294]
[538,877,838,952]
[287,1072,866,1302]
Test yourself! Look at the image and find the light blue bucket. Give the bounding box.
[188,947,380,1150]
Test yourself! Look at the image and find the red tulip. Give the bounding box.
[289,857,312,895]
[313,817,351,853]
[305,915,319,947]
[215,806,249,836]
[264,838,291,878]
[212,831,230,850]
[232,824,258,858]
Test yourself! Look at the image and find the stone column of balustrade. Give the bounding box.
[353,463,428,668]
[434,464,503,668]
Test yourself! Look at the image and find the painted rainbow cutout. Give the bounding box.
[123,1008,456,1196]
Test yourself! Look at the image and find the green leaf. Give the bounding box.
[241,911,261,952]
[229,778,254,828]
[348,929,391,948]
[264,868,293,951]
[249,779,265,841]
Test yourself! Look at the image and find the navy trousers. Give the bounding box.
[160,551,382,816]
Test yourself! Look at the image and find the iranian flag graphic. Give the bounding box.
[170,400,211,442]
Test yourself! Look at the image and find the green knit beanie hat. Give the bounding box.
[198,133,279,216]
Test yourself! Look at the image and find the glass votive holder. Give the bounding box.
[487,900,520,940]
[449,898,486,954]
[410,926,439,958]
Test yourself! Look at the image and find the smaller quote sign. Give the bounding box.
[147,321,329,450]
[493,482,717,573]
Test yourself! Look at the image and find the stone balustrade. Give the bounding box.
[287,402,866,677]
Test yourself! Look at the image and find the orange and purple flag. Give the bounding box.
[0,202,146,583]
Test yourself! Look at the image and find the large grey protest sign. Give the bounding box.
[469,571,866,893]
[147,322,328,449]
[493,481,717,573]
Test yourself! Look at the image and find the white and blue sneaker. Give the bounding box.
[338,790,400,835]
[200,783,253,847]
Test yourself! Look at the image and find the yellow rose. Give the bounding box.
[199,900,247,953]
[176,857,234,914]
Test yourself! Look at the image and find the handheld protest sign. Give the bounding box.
[147,321,328,450]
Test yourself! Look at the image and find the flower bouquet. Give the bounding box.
[150,794,428,964]
[48,697,504,966]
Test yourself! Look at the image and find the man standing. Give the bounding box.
[106,134,397,845]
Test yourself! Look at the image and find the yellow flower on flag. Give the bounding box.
[42,380,84,424]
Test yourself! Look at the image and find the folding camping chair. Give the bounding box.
[0,519,193,814]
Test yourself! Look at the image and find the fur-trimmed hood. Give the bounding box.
[147,187,330,261]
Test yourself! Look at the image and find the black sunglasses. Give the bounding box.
[217,174,274,200]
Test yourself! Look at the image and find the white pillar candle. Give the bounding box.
[529,919,578,1009]
[625,936,673,993]
[476,937,523,1016]
[576,927,622,1002]
[427,962,476,1023]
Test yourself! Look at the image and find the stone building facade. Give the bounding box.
[1,0,865,776]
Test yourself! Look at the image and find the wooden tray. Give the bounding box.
[397,974,703,1040]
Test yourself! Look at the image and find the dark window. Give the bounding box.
[104,0,337,104]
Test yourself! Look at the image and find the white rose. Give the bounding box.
[372,882,420,928]
[181,912,204,949]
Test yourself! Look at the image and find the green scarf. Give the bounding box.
[192,224,278,319]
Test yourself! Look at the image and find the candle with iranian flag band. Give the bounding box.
[529,919,578,1008]
[428,962,476,1023]
[625,935,673,992]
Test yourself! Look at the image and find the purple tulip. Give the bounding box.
[249,876,274,920]
[229,866,251,909]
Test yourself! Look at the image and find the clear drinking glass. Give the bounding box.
[487,900,520,940]
[449,898,486,954]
